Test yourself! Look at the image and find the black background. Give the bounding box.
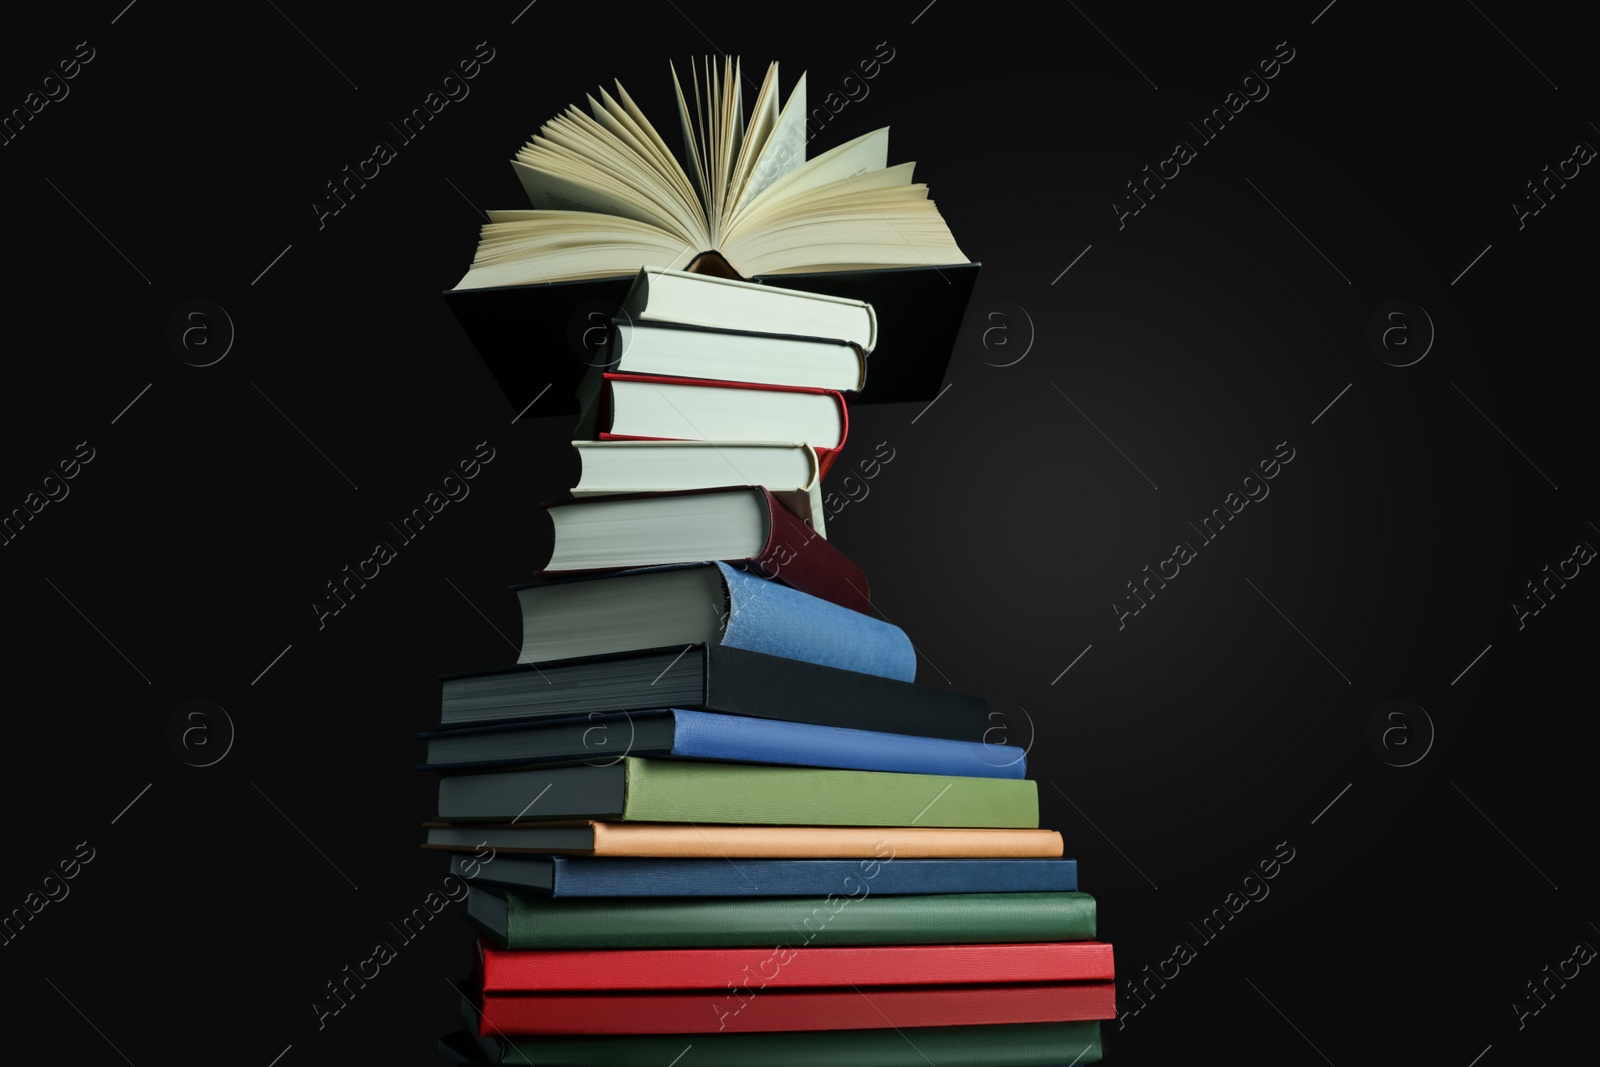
[3,2,1595,1064]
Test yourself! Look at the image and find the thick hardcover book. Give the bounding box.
[511,562,914,679]
[447,854,1076,896]
[439,1019,1102,1066]
[589,373,849,477]
[478,940,1115,991]
[599,318,868,393]
[538,487,871,614]
[420,708,1025,778]
[435,756,1039,826]
[444,262,981,417]
[439,644,989,740]
[477,982,1116,1035]
[423,822,1065,858]
[467,888,1096,949]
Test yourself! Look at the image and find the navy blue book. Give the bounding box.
[447,854,1078,897]
[512,562,915,680]
[418,709,1025,778]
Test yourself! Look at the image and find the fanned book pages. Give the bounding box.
[451,58,969,287]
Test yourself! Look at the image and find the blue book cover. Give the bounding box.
[716,563,915,680]
[420,708,1026,778]
[449,854,1078,897]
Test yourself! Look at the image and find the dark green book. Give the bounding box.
[436,756,1038,827]
[439,1021,1102,1065]
[467,887,1096,949]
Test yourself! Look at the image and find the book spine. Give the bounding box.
[495,1021,1103,1067]
[715,562,915,681]
[479,941,1115,991]
[738,489,873,614]
[502,891,1096,949]
[479,983,1116,1035]
[620,757,1039,827]
[539,857,1076,896]
[668,709,1025,780]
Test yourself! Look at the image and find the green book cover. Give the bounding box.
[488,890,1096,949]
[494,1021,1102,1066]
[437,756,1039,827]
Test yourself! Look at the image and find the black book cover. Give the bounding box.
[443,262,980,416]
[439,643,995,741]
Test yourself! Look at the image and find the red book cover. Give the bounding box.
[478,981,1116,1035]
[480,940,1115,992]
[539,486,872,614]
[597,373,849,478]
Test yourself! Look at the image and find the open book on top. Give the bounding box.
[452,57,969,288]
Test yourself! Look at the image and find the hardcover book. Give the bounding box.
[446,854,1077,896]
[438,1020,1104,1066]
[435,756,1039,826]
[438,644,992,740]
[466,888,1097,949]
[477,940,1115,990]
[442,57,979,414]
[538,487,869,613]
[419,708,1025,778]
[422,821,1066,858]
[510,562,912,677]
[475,982,1116,1035]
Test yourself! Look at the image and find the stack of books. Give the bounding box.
[427,268,1116,1065]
